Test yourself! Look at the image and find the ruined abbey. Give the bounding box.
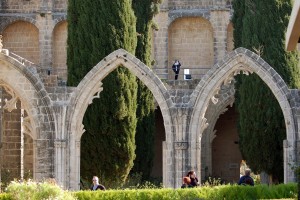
[0,0,299,190]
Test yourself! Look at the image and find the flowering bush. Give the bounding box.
[5,179,76,200]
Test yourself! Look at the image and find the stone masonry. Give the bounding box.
[0,0,299,190]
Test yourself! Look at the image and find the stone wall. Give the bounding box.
[0,0,67,13]
[1,93,21,180]
[0,0,39,13]
[212,106,242,183]
[152,3,232,80]
[2,21,39,64]
[167,0,232,10]
[168,17,214,79]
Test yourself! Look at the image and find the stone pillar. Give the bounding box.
[195,141,201,184]
[283,139,297,183]
[52,105,68,187]
[210,9,230,63]
[37,1,53,69]
[34,139,53,181]
[174,141,188,188]
[54,139,66,187]
[163,141,174,187]
[69,139,81,190]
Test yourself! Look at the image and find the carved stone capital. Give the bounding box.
[174,141,188,150]
[54,140,66,148]
[34,139,48,148]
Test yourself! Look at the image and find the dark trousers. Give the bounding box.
[174,69,180,80]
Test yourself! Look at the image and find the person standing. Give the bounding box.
[90,176,106,191]
[172,60,181,80]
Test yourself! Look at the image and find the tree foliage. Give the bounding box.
[232,0,300,182]
[67,0,138,187]
[131,0,161,181]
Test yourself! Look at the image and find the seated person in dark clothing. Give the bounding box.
[238,169,254,186]
[181,176,193,188]
[90,176,106,190]
[187,170,200,187]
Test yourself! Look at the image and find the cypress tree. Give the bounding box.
[232,0,300,182]
[67,0,138,187]
[131,0,162,181]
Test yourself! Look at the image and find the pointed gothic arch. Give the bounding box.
[67,49,174,190]
[189,47,298,183]
[0,52,55,181]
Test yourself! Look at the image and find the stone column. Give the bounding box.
[52,104,68,187]
[283,139,297,183]
[54,139,66,187]
[69,139,81,190]
[174,141,188,188]
[195,141,201,183]
[34,139,53,181]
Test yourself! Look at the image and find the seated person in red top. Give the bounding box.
[90,176,106,190]
[238,169,254,186]
[181,176,193,188]
[186,170,200,187]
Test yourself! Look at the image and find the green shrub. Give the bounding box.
[5,179,76,200]
[1,182,297,200]
[202,176,223,187]
[73,183,297,200]
[0,193,12,200]
[118,172,163,189]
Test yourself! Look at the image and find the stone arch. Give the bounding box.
[0,17,38,33]
[189,47,297,183]
[168,10,210,26]
[67,49,174,190]
[2,20,40,63]
[168,16,214,79]
[52,20,67,80]
[0,52,55,180]
[53,15,67,27]
[201,82,235,179]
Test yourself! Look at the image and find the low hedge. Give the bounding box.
[0,183,297,200]
[0,194,10,200]
[74,184,297,200]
